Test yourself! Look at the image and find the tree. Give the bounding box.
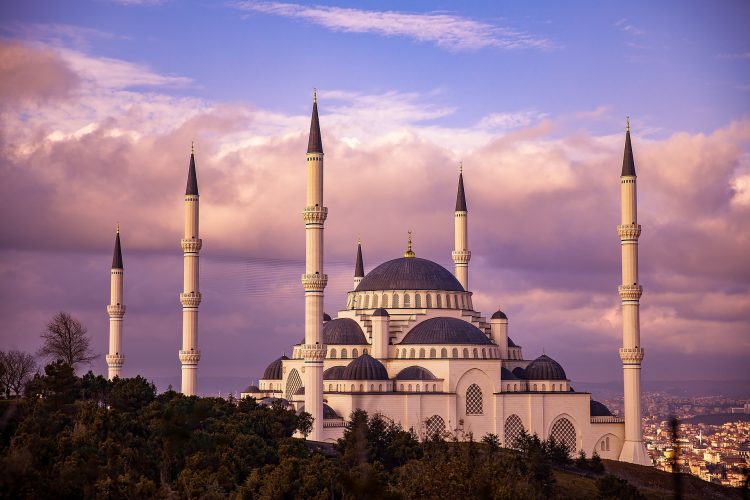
[0,350,37,397]
[39,312,97,369]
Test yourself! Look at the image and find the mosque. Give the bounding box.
[104,94,652,465]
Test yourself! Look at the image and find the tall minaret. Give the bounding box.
[353,239,364,290]
[106,226,125,380]
[301,90,328,440]
[617,119,651,466]
[179,144,202,396]
[452,163,470,291]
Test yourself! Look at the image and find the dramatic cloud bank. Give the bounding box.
[231,2,554,51]
[1,40,748,390]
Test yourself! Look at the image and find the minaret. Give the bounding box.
[106,226,125,380]
[301,90,328,440]
[353,239,364,290]
[179,144,202,396]
[452,163,470,291]
[617,119,651,465]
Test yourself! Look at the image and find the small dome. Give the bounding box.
[590,400,614,417]
[242,384,260,393]
[323,365,346,380]
[372,308,389,317]
[512,367,526,379]
[355,257,464,292]
[491,310,508,320]
[394,366,437,380]
[323,318,367,345]
[262,355,289,380]
[298,403,340,420]
[323,313,332,322]
[501,367,517,380]
[525,354,567,381]
[342,354,389,380]
[400,317,492,345]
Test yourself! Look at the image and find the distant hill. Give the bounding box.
[681,413,750,425]
[575,379,750,399]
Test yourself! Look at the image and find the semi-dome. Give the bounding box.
[298,403,340,420]
[323,312,332,322]
[372,308,389,317]
[323,318,367,345]
[323,365,346,379]
[394,366,437,380]
[342,354,389,380]
[400,317,492,345]
[512,367,526,379]
[491,310,508,320]
[590,400,614,417]
[262,355,289,380]
[501,367,517,380]
[355,257,464,292]
[242,384,260,393]
[525,354,567,380]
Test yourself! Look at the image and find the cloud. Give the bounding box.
[615,18,645,36]
[231,1,554,51]
[0,42,79,104]
[1,41,749,385]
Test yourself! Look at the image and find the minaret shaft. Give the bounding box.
[106,230,125,380]
[452,171,470,291]
[179,155,202,396]
[301,98,327,441]
[617,126,650,466]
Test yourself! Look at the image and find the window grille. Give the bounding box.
[466,384,483,415]
[549,418,577,453]
[504,414,524,448]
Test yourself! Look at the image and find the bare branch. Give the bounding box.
[39,311,98,370]
[0,350,37,397]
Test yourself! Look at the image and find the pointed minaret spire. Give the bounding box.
[354,238,364,289]
[622,117,636,177]
[106,225,126,380]
[455,164,467,212]
[307,89,324,154]
[186,143,199,195]
[452,163,470,291]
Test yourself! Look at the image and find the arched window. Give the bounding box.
[482,348,486,358]
[416,384,420,391]
[328,384,332,391]
[415,294,421,308]
[473,348,478,358]
[430,348,436,358]
[352,348,359,358]
[409,348,416,358]
[452,348,459,358]
[370,384,374,391]
[550,418,577,454]
[606,436,611,451]
[432,384,436,391]
[600,441,605,451]
[427,294,433,308]
[404,294,411,307]
[514,384,517,391]
[364,295,370,308]
[360,384,364,391]
[330,348,337,358]
[533,384,537,391]
[379,384,382,391]
[441,348,447,358]
[419,348,426,358]
[408,384,412,391]
[372,294,378,308]
[350,384,355,392]
[463,348,469,358]
[363,348,368,355]
[341,348,348,358]
[393,294,399,308]
[466,384,483,415]
[285,369,302,400]
[542,384,546,391]
[425,415,445,437]
[400,384,404,391]
[505,414,524,449]
[436,295,442,308]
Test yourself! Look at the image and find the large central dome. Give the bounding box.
[355,257,464,292]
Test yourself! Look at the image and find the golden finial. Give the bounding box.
[313,87,317,103]
[191,141,195,155]
[357,234,361,245]
[116,222,120,234]
[459,161,463,174]
[404,230,415,258]
[626,116,630,132]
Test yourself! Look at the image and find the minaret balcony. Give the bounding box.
[179,350,201,365]
[180,292,202,307]
[300,343,327,361]
[452,250,471,264]
[105,354,125,367]
[302,206,328,224]
[107,304,126,317]
[619,347,645,364]
[301,273,328,291]
[617,224,642,240]
[618,284,643,301]
[181,238,203,253]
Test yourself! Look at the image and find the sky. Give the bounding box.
[1,0,749,393]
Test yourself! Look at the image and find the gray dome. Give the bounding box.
[525,354,567,380]
[243,384,260,393]
[590,400,614,417]
[323,318,367,345]
[298,403,340,420]
[262,355,289,380]
[512,367,526,379]
[501,367,517,380]
[323,313,332,322]
[323,365,346,380]
[394,366,437,380]
[400,317,492,345]
[355,257,464,292]
[372,308,389,317]
[491,310,508,320]
[342,354,389,380]
[508,337,517,348]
